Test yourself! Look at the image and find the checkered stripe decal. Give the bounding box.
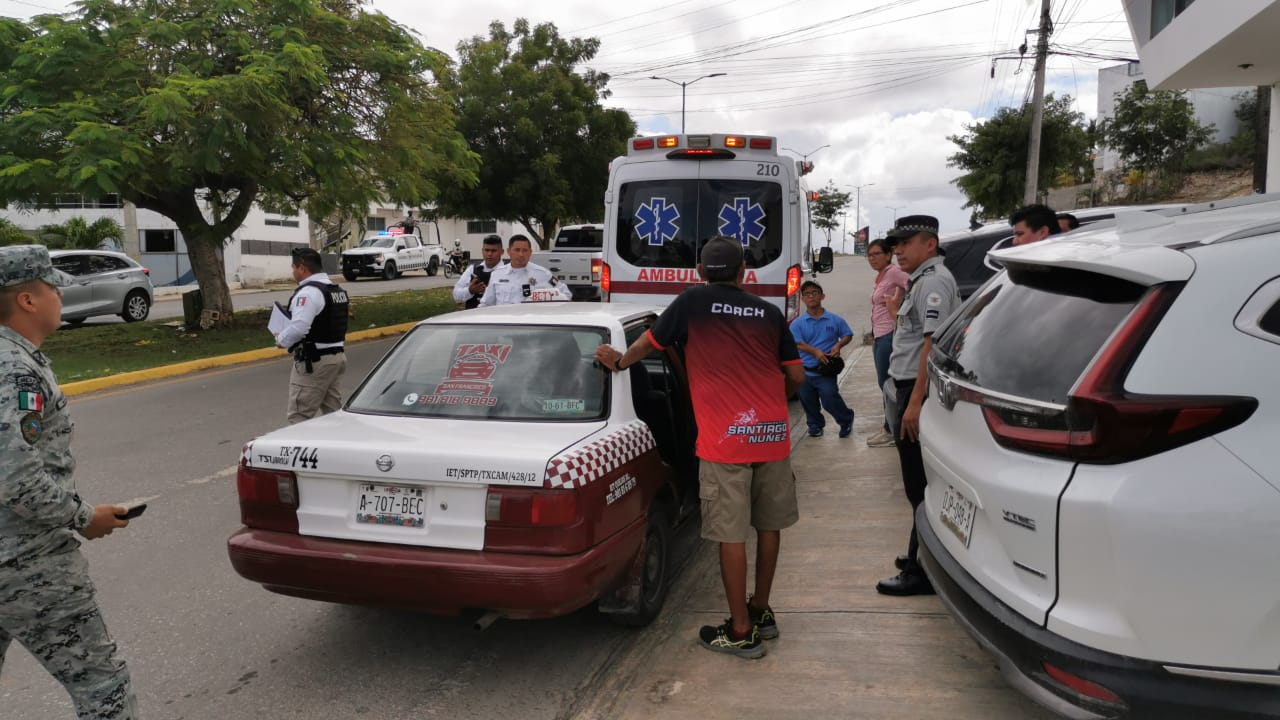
[544,421,656,489]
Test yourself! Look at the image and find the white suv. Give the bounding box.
[917,196,1280,719]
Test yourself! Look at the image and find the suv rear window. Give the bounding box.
[615,179,783,269]
[931,266,1146,404]
[348,324,609,421]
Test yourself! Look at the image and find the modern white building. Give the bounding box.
[1096,61,1249,175]
[0,195,310,287]
[1122,0,1280,189]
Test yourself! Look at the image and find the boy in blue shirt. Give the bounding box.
[790,281,855,438]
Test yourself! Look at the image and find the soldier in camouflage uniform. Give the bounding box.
[0,245,138,718]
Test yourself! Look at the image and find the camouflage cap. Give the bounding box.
[0,245,74,289]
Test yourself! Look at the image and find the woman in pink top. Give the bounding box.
[867,239,909,447]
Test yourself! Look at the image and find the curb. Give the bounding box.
[60,321,420,398]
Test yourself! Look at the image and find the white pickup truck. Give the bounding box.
[340,227,446,281]
[531,224,604,301]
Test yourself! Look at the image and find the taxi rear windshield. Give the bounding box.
[615,179,783,269]
[347,325,610,421]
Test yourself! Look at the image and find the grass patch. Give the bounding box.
[46,287,456,382]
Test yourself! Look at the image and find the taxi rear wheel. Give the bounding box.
[608,505,671,627]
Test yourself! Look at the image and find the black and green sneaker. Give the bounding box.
[748,597,778,640]
[698,620,766,659]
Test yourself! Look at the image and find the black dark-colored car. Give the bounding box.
[940,205,1176,299]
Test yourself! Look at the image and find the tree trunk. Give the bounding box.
[182,228,235,328]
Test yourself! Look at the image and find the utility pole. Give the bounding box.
[1024,0,1052,205]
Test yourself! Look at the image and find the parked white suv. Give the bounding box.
[917,195,1280,719]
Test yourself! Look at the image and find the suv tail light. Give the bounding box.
[236,465,299,533]
[979,283,1257,464]
[591,257,602,283]
[1042,662,1125,706]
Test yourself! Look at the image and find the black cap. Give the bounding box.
[699,236,744,270]
[886,214,940,239]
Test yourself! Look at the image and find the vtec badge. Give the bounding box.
[375,454,395,473]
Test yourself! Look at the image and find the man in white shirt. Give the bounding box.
[274,248,349,424]
[479,235,571,306]
[451,234,506,309]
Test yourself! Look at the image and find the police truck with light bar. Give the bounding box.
[599,133,831,318]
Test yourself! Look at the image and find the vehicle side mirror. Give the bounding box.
[815,247,834,274]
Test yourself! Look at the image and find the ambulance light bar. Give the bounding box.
[629,134,778,155]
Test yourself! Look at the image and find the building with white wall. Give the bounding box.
[1096,61,1249,175]
[1122,0,1280,189]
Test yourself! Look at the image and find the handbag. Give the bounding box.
[816,355,845,377]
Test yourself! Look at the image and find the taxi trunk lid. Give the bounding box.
[245,412,606,551]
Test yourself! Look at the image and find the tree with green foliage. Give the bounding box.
[0,218,31,246]
[1103,82,1214,179]
[436,20,636,248]
[0,0,477,326]
[948,94,1092,218]
[38,216,123,250]
[808,182,851,247]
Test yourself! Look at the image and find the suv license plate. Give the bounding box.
[355,483,426,528]
[940,485,977,548]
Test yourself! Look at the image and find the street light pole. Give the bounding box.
[781,144,831,165]
[843,183,874,251]
[649,73,727,133]
[886,205,906,222]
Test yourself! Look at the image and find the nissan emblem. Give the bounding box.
[375,454,395,472]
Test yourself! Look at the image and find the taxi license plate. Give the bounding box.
[940,485,977,548]
[355,483,425,528]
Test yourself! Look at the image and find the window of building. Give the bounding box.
[50,194,123,209]
[265,216,301,228]
[367,216,387,231]
[1152,0,1195,38]
[466,220,497,235]
[143,229,177,252]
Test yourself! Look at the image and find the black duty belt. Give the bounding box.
[315,347,344,356]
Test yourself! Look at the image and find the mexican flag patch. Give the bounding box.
[18,391,43,412]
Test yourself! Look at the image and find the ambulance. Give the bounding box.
[600,133,832,318]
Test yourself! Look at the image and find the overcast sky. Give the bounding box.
[3,0,1136,242]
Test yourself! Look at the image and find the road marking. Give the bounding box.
[187,466,238,485]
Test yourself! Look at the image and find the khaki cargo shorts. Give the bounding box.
[699,458,799,543]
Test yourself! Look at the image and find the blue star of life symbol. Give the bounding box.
[718,197,767,246]
[635,197,681,246]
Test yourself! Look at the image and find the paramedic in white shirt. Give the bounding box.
[479,235,572,306]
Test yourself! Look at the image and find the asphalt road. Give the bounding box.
[6,255,875,719]
[71,271,459,326]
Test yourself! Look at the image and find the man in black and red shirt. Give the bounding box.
[596,235,805,659]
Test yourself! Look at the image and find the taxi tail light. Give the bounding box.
[236,465,299,533]
[980,283,1257,464]
[600,260,611,298]
[591,257,602,283]
[485,488,578,527]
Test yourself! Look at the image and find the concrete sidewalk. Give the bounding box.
[568,344,1055,720]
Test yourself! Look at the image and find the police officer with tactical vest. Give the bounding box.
[275,247,349,425]
[0,245,138,718]
[451,234,507,309]
[877,215,960,597]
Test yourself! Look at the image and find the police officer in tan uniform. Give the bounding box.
[0,245,138,718]
[275,247,349,424]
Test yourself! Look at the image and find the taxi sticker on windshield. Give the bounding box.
[435,343,512,398]
[542,398,585,413]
